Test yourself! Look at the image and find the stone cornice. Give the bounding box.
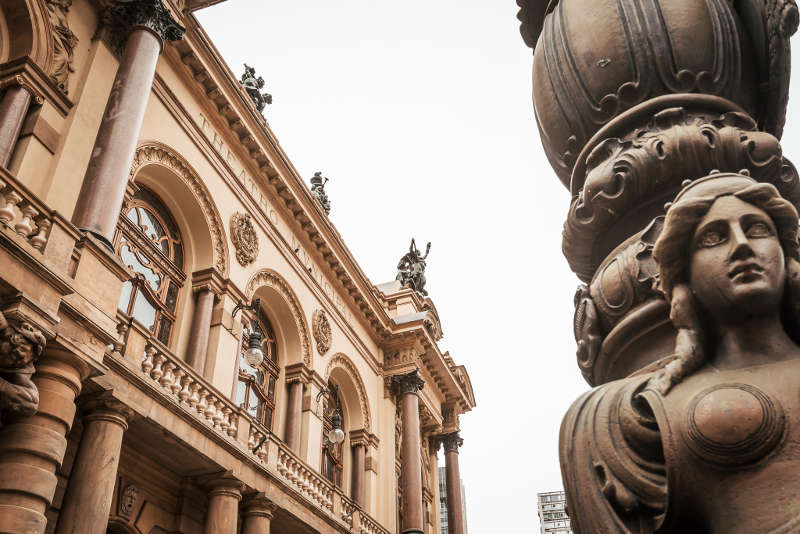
[164,17,395,342]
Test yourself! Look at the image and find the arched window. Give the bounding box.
[115,187,185,346]
[321,383,344,487]
[236,307,279,430]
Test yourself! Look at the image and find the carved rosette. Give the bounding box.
[45,0,78,94]
[392,369,425,396]
[312,309,332,355]
[230,212,258,266]
[110,0,185,44]
[440,432,464,453]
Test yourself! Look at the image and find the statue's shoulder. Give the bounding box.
[560,375,667,534]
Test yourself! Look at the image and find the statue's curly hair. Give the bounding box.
[650,179,800,394]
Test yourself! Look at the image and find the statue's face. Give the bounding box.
[689,196,785,321]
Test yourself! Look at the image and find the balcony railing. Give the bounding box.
[0,168,53,252]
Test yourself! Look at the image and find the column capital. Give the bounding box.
[392,369,424,396]
[242,492,276,519]
[110,0,185,45]
[81,396,134,430]
[440,432,464,453]
[192,268,225,297]
[285,362,312,385]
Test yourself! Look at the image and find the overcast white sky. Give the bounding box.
[197,2,800,531]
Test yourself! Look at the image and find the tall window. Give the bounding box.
[236,308,279,430]
[322,383,344,486]
[115,187,185,346]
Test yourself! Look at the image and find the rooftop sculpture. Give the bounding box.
[240,63,272,113]
[516,0,800,531]
[310,172,331,215]
[396,239,431,296]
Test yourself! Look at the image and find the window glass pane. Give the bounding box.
[165,281,179,313]
[263,406,273,430]
[173,243,183,269]
[267,376,275,400]
[247,392,262,420]
[156,317,172,345]
[120,244,161,291]
[118,280,133,312]
[137,206,167,244]
[131,292,157,331]
[236,380,247,409]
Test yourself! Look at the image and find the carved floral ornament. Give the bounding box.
[230,212,258,266]
[129,143,229,277]
[324,353,371,433]
[245,270,311,366]
[312,309,332,355]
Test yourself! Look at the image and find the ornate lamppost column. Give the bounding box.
[241,493,276,534]
[55,398,134,534]
[441,433,465,534]
[71,0,184,249]
[393,370,425,534]
[0,346,91,534]
[203,475,242,534]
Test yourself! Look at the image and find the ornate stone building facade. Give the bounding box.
[0,1,475,533]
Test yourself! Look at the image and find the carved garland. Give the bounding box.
[312,309,332,355]
[246,270,311,366]
[324,353,372,433]
[129,143,229,277]
[230,212,258,266]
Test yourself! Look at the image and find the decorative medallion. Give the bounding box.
[119,483,139,517]
[230,212,258,266]
[312,309,332,355]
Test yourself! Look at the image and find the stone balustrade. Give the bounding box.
[140,339,239,439]
[340,493,355,528]
[276,441,334,512]
[360,510,389,534]
[0,168,52,251]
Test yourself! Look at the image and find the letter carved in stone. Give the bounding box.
[0,311,46,420]
[230,212,258,267]
[45,0,78,95]
[312,309,331,355]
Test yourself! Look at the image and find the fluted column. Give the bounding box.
[241,493,276,534]
[71,0,184,248]
[442,433,465,534]
[393,370,425,534]
[0,81,33,168]
[203,476,242,534]
[284,378,304,452]
[185,287,215,373]
[0,347,90,534]
[55,398,133,534]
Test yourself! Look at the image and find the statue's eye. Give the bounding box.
[746,221,772,238]
[698,231,725,248]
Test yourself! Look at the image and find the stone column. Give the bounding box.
[0,81,33,168]
[185,288,215,373]
[284,378,304,452]
[203,476,241,534]
[351,441,366,507]
[393,370,425,534]
[241,493,276,534]
[0,347,90,534]
[71,0,184,248]
[55,398,134,534]
[442,433,465,534]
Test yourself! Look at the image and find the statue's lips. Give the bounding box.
[728,262,764,280]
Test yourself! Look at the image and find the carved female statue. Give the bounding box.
[561,171,800,533]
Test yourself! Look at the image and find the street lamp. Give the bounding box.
[317,384,345,444]
[232,298,265,367]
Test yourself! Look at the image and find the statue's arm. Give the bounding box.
[560,377,667,534]
[0,364,38,418]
